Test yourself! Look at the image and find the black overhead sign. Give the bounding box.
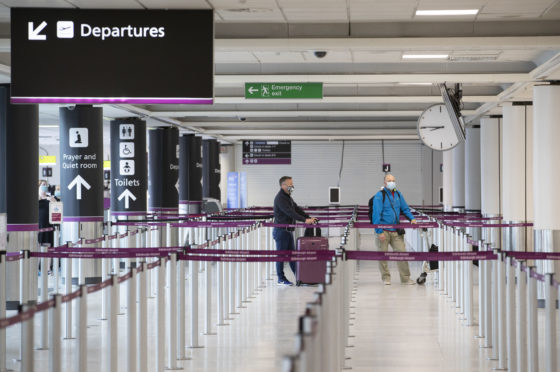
[10,8,213,104]
[242,140,291,165]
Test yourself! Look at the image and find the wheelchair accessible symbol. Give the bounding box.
[120,142,134,158]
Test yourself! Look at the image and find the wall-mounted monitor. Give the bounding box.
[439,83,466,142]
[11,8,213,104]
[329,187,340,204]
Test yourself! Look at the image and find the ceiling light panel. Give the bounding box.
[415,9,479,16]
[402,54,449,59]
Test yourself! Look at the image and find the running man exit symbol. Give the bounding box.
[69,128,88,148]
[119,124,134,140]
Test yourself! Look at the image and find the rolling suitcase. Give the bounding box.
[296,236,328,286]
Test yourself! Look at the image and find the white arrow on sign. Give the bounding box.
[175,179,179,193]
[118,189,137,209]
[248,86,259,95]
[28,21,47,40]
[68,175,91,200]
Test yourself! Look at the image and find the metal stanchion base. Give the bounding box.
[487,357,498,361]
[187,346,205,349]
[34,347,48,351]
[202,332,217,335]
[216,323,228,326]
[165,367,183,370]
[491,368,507,370]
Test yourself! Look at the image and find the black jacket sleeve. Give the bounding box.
[276,195,308,222]
[294,201,310,219]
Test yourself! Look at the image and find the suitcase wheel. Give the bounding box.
[296,280,302,287]
[416,273,427,285]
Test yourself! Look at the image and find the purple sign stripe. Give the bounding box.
[11,97,213,105]
[7,224,39,232]
[63,217,104,222]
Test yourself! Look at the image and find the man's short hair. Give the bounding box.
[384,173,394,181]
[279,176,292,186]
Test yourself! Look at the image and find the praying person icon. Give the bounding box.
[75,131,82,144]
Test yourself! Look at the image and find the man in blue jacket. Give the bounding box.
[273,176,317,285]
[371,174,417,285]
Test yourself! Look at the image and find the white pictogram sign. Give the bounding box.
[119,124,135,140]
[57,21,74,38]
[69,128,88,148]
[120,160,135,176]
[120,142,134,158]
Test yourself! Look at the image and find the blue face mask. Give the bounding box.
[40,185,48,193]
[386,181,396,190]
[54,191,61,197]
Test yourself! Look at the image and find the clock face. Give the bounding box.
[417,104,461,151]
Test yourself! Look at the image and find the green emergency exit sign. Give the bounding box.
[245,83,323,99]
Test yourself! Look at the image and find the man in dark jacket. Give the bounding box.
[273,176,317,285]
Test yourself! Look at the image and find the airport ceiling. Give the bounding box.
[1,0,560,144]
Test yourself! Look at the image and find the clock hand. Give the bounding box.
[420,126,444,129]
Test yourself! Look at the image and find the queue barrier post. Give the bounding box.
[157,257,166,371]
[516,261,527,372]
[505,255,517,372]
[128,267,137,372]
[107,274,118,372]
[77,284,88,372]
[496,251,507,370]
[167,253,181,370]
[101,235,109,320]
[38,245,49,350]
[527,266,538,372]
[189,228,202,349]
[64,243,74,340]
[139,262,148,372]
[177,251,188,360]
[49,294,62,372]
[20,304,34,372]
[544,273,557,372]
[476,239,485,340]
[216,237,225,327]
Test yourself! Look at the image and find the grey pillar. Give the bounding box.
[59,105,104,283]
[1,85,39,308]
[179,134,203,214]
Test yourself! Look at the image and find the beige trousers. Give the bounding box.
[377,231,411,282]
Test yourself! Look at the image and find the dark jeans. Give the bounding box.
[272,227,296,281]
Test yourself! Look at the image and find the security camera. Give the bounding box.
[239,117,247,121]
[314,51,327,58]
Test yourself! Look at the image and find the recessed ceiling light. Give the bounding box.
[39,125,59,128]
[416,9,479,16]
[402,54,449,59]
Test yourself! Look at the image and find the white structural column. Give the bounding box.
[533,85,560,275]
[442,149,454,212]
[533,85,560,372]
[480,117,501,219]
[452,142,465,211]
[502,102,535,372]
[464,127,481,213]
[479,116,502,352]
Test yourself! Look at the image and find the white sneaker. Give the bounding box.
[402,279,416,285]
[383,279,391,285]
